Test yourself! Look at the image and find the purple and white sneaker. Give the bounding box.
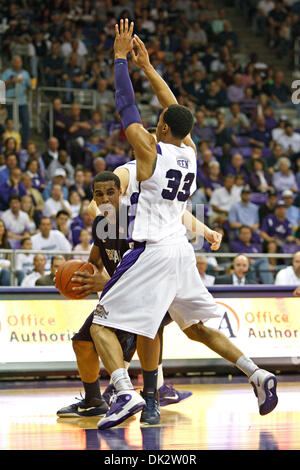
[158,383,192,407]
[97,390,145,430]
[103,383,117,406]
[249,369,278,415]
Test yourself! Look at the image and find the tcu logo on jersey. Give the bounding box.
[177,159,189,169]
[94,304,109,319]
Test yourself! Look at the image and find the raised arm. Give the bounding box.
[131,35,196,154]
[113,19,157,181]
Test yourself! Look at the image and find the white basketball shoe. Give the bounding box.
[249,369,278,415]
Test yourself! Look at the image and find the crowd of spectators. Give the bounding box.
[0,0,299,287]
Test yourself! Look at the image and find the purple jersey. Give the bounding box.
[230,240,262,253]
[261,214,292,239]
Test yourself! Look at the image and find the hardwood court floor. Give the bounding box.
[0,380,299,450]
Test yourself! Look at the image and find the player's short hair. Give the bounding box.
[163,104,194,139]
[93,171,121,190]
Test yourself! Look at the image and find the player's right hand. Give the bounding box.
[71,270,109,297]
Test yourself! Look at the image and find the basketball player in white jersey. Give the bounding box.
[88,20,278,430]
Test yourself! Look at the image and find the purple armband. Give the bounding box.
[115,58,142,130]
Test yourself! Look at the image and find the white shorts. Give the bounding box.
[92,237,222,339]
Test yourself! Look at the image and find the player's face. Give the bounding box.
[156,109,167,142]
[93,180,120,216]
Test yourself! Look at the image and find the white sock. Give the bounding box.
[157,363,164,389]
[111,368,133,392]
[110,361,130,384]
[236,355,259,378]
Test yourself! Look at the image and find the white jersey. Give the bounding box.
[117,142,196,244]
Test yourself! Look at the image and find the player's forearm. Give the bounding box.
[142,64,177,108]
[182,210,210,238]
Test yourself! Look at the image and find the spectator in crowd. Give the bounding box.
[244,146,268,175]
[69,168,89,200]
[31,216,71,270]
[227,73,245,103]
[1,55,31,146]
[46,149,74,186]
[61,52,88,103]
[0,219,12,286]
[55,210,72,243]
[201,161,223,199]
[43,168,69,201]
[228,187,259,233]
[225,102,250,135]
[268,70,292,109]
[2,118,21,151]
[42,183,72,220]
[248,115,273,148]
[249,158,273,192]
[68,189,82,219]
[65,103,92,166]
[42,137,60,169]
[36,254,65,286]
[215,254,256,285]
[225,152,248,182]
[260,201,294,249]
[0,167,27,212]
[70,201,93,247]
[45,97,68,148]
[20,195,39,234]
[73,228,92,261]
[282,189,300,231]
[21,172,44,213]
[43,42,64,87]
[0,194,32,249]
[21,253,47,287]
[25,158,46,193]
[272,157,298,193]
[15,237,34,278]
[275,251,300,285]
[230,225,274,284]
[258,189,279,223]
[276,122,300,155]
[1,137,19,160]
[191,110,215,147]
[96,79,115,121]
[267,143,286,173]
[195,255,215,286]
[208,174,240,225]
[19,141,45,176]
[255,0,275,35]
[198,148,215,180]
[0,153,19,185]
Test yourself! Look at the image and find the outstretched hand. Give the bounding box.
[114,18,134,60]
[130,34,151,70]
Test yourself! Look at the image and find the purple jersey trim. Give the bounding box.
[100,241,146,300]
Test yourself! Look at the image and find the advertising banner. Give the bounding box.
[0,297,299,364]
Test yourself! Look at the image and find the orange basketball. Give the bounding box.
[55,259,94,299]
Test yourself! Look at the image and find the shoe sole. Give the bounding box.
[140,416,161,425]
[251,376,278,416]
[57,411,107,417]
[97,402,145,430]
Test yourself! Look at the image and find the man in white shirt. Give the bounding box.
[209,174,241,225]
[196,255,215,286]
[21,253,48,287]
[31,216,71,270]
[275,251,300,285]
[277,122,300,154]
[1,194,32,249]
[42,183,72,220]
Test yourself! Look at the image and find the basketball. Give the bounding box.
[55,259,94,299]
